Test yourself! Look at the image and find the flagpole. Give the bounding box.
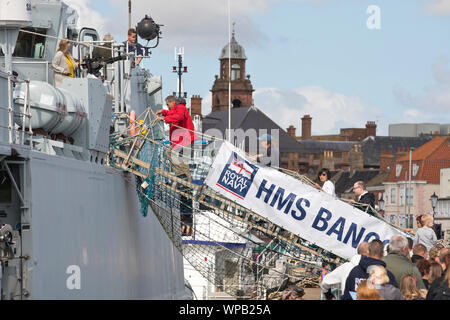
[228,0,232,143]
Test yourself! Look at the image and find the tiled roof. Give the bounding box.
[366,171,390,187]
[361,135,433,168]
[296,139,358,154]
[397,136,449,161]
[202,106,302,153]
[388,136,450,184]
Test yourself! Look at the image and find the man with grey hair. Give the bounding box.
[383,235,426,290]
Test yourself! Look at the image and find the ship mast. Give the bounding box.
[173,47,188,100]
[128,0,132,30]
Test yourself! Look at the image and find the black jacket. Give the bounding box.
[411,254,425,264]
[359,192,375,208]
[341,255,398,300]
[426,275,450,300]
[353,192,377,216]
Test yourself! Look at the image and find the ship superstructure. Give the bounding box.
[0,0,189,299]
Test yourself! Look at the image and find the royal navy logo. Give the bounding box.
[216,152,259,200]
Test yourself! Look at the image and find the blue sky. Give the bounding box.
[67,0,450,136]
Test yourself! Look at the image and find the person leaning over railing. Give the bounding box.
[155,96,196,151]
[350,180,378,217]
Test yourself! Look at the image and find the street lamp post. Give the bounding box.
[378,196,385,219]
[430,192,438,217]
[429,192,441,239]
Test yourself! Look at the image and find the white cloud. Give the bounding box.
[253,86,381,135]
[394,56,450,119]
[99,0,273,53]
[63,0,107,36]
[425,0,450,15]
[402,108,432,121]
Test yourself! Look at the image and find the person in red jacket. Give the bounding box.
[156,96,196,150]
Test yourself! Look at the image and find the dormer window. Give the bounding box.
[412,164,419,177]
[395,164,402,178]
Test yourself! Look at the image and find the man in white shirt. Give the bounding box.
[321,242,369,299]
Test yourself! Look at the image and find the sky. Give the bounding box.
[64,0,450,136]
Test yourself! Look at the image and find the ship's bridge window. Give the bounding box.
[78,28,99,59]
[0,28,47,59]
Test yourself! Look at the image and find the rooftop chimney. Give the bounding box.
[301,114,312,140]
[365,121,377,137]
[287,125,296,139]
[190,95,202,118]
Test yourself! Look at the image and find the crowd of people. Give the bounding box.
[320,215,450,300]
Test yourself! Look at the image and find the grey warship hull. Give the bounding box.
[1,145,188,299]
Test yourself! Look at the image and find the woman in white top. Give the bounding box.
[315,168,335,196]
[51,39,78,87]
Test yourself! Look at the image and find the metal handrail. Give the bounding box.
[5,75,33,147]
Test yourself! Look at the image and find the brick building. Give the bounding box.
[210,32,254,112]
[383,135,450,229]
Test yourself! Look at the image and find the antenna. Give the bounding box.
[128,0,132,30]
[173,47,187,99]
[227,0,232,142]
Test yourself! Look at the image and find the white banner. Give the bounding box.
[205,141,405,260]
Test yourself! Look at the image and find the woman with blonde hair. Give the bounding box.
[400,275,424,300]
[356,280,381,300]
[368,265,402,300]
[428,262,443,286]
[51,38,78,87]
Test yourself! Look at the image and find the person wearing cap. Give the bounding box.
[250,134,280,168]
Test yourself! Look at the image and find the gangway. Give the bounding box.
[108,108,409,299]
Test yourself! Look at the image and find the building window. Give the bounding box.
[400,187,413,206]
[406,188,413,205]
[400,214,414,228]
[399,214,406,228]
[231,64,241,81]
[389,215,397,225]
[390,188,396,204]
[407,214,414,229]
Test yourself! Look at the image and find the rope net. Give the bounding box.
[108,108,387,299]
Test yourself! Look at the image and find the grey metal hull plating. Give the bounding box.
[22,151,187,299]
